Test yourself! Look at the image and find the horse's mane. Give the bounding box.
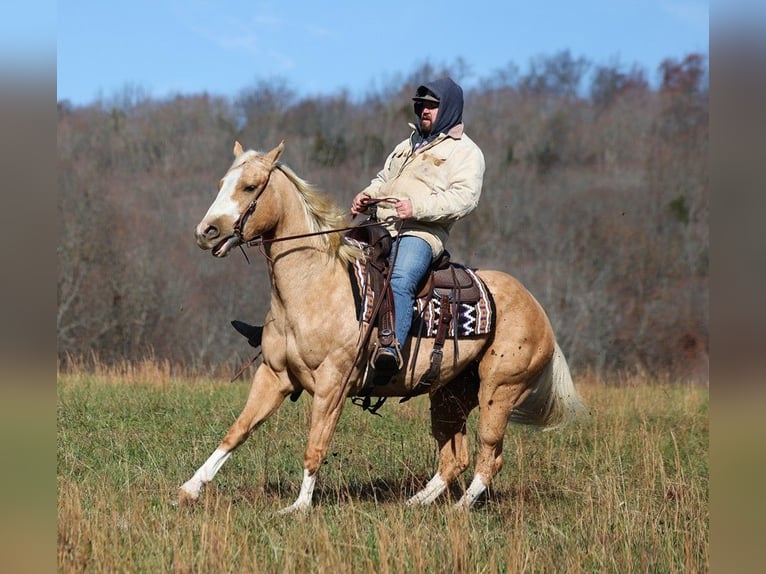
[274,162,360,264]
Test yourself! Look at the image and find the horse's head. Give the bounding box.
[195,141,284,257]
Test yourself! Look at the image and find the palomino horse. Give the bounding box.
[182,141,584,513]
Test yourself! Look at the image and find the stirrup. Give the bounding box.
[369,342,403,372]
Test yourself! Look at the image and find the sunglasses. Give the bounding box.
[414,100,439,110]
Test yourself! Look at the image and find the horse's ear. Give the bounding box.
[264,141,285,166]
[233,141,245,157]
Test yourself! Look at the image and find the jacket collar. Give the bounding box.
[407,123,464,150]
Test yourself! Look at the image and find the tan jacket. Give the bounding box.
[359,123,485,258]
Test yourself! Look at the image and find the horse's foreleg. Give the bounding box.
[178,365,291,503]
[277,381,348,514]
[407,379,479,506]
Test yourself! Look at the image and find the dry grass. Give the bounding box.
[57,364,708,573]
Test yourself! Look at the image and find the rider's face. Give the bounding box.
[418,101,439,135]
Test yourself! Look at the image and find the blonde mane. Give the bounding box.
[275,162,360,264]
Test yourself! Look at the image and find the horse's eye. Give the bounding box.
[244,185,257,193]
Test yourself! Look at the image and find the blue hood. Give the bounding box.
[413,77,464,145]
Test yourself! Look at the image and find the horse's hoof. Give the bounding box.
[177,488,199,506]
[276,502,310,516]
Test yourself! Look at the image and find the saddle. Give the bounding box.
[417,251,482,303]
[345,217,487,388]
[414,252,484,385]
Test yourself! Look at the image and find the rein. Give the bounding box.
[229,155,400,254]
[238,196,401,253]
[244,216,399,249]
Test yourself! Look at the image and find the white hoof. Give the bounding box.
[453,474,487,510]
[452,498,472,511]
[406,474,447,506]
[276,469,317,515]
[178,448,231,505]
[177,484,201,505]
[276,501,311,515]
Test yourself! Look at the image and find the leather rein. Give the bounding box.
[230,170,400,255]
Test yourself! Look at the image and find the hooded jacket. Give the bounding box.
[359,77,485,258]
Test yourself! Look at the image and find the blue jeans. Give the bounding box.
[388,235,433,347]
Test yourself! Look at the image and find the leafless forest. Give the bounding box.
[57,53,708,380]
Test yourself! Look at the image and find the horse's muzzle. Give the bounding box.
[195,223,240,257]
[195,223,220,249]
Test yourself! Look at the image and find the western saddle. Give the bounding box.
[345,213,483,388]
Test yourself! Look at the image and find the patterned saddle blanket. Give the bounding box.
[349,259,495,338]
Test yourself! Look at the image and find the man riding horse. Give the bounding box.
[187,89,582,510]
[352,77,486,378]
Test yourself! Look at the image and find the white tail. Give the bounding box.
[509,341,586,429]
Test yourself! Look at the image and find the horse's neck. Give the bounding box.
[266,190,347,313]
[269,245,344,294]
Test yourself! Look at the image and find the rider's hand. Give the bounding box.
[351,192,371,215]
[394,199,413,219]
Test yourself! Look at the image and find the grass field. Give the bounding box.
[57,363,708,573]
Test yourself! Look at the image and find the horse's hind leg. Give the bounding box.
[407,374,479,506]
[455,377,530,509]
[178,364,292,503]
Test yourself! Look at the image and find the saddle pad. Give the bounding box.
[350,259,495,338]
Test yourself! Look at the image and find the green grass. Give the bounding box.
[57,368,708,573]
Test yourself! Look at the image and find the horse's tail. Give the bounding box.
[509,341,586,429]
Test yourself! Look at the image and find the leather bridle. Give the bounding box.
[231,163,275,245]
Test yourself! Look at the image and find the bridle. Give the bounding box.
[231,162,275,246]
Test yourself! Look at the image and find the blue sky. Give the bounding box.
[55,1,710,106]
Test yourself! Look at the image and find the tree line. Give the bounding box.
[57,51,708,380]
